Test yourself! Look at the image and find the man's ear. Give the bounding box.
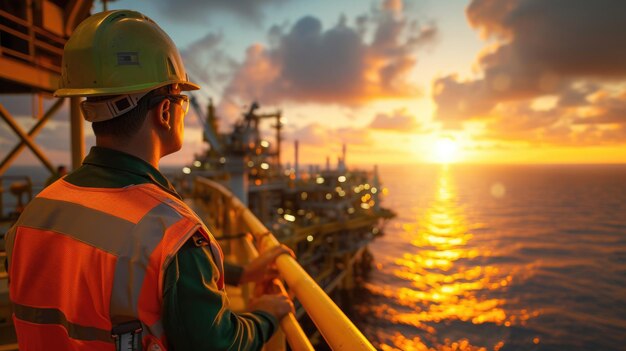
[154,98,171,130]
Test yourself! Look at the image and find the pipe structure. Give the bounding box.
[294,140,299,180]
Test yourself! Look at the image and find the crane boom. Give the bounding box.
[190,94,223,155]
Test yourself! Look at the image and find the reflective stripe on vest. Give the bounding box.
[13,303,112,343]
[6,181,217,350]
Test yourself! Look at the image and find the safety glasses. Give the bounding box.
[149,94,189,115]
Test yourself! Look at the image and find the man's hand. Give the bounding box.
[249,293,295,322]
[240,244,294,284]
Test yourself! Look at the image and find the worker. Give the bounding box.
[4,10,293,351]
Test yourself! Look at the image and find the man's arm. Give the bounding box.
[162,240,278,351]
[223,262,244,286]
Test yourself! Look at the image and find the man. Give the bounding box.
[5,10,293,351]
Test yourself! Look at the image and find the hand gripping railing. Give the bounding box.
[193,177,375,351]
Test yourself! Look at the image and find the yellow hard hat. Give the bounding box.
[55,10,199,98]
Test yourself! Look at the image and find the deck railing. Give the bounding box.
[193,176,375,351]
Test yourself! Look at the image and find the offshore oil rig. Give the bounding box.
[176,99,395,344]
[0,1,393,350]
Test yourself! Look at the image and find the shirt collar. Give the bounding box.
[82,146,181,199]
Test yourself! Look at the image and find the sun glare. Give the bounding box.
[433,137,460,164]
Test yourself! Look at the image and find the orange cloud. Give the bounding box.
[220,2,437,107]
[433,0,626,146]
[476,86,626,146]
[368,108,425,133]
[288,123,373,147]
[222,44,281,103]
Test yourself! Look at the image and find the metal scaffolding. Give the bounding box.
[0,0,92,175]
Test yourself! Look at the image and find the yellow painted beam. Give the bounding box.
[0,103,55,175]
[0,98,65,175]
[0,343,18,351]
[0,56,59,93]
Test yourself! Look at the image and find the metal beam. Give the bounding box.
[0,98,65,175]
[0,56,60,93]
[64,0,94,37]
[0,103,55,175]
[70,97,84,169]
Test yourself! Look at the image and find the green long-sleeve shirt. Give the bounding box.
[63,146,277,350]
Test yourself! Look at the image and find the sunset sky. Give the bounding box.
[2,0,625,167]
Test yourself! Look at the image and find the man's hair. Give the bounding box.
[91,85,170,139]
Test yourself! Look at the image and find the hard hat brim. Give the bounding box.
[54,80,200,98]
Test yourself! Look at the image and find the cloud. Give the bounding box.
[433,0,626,146]
[368,108,424,132]
[181,33,238,93]
[288,123,373,146]
[475,86,626,146]
[478,102,565,142]
[556,83,600,108]
[154,0,287,25]
[432,75,494,127]
[220,1,437,107]
[468,0,626,77]
[572,89,626,125]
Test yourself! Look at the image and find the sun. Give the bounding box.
[433,137,460,164]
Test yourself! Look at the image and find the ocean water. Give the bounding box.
[355,164,626,351]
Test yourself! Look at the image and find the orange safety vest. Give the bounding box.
[5,180,225,350]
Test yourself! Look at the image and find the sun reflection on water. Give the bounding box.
[368,167,519,350]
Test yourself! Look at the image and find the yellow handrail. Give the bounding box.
[240,235,314,351]
[194,177,375,351]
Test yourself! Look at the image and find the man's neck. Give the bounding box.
[95,137,160,169]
